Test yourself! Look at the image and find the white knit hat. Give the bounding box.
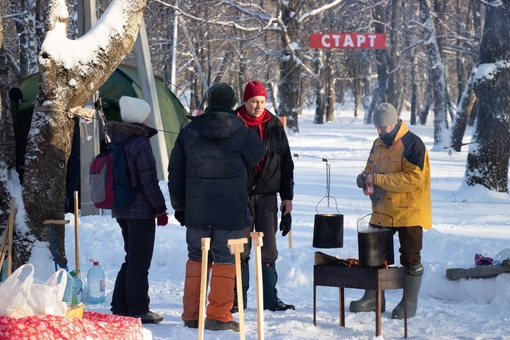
[119,96,151,123]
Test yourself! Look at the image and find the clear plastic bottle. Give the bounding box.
[62,270,74,307]
[86,259,105,304]
[70,270,83,305]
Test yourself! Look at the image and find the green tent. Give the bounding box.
[18,64,189,154]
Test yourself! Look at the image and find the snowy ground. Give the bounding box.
[25,105,510,339]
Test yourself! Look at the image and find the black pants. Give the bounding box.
[240,194,278,264]
[111,218,155,316]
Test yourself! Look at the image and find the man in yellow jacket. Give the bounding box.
[350,103,432,319]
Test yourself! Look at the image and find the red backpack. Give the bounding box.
[89,136,137,210]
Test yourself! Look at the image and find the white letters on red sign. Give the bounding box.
[310,33,386,49]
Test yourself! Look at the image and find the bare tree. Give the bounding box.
[156,0,344,132]
[2,0,147,270]
[419,0,449,145]
[466,0,510,192]
[450,66,477,151]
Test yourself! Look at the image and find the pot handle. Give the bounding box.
[315,196,340,214]
[357,212,394,231]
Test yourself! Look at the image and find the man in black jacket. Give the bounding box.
[233,80,295,312]
[168,83,265,332]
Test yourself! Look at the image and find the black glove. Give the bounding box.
[356,172,367,188]
[370,186,386,206]
[174,210,185,227]
[280,213,292,237]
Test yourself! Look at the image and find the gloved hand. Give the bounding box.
[174,210,185,227]
[279,212,292,237]
[369,186,386,206]
[356,172,367,188]
[156,212,168,226]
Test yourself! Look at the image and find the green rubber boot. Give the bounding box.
[349,289,385,312]
[392,263,423,319]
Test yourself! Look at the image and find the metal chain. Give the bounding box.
[323,158,331,207]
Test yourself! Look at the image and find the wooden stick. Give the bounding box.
[6,198,15,277]
[0,198,16,277]
[251,232,265,340]
[43,220,70,225]
[228,238,248,340]
[0,228,7,271]
[288,229,293,249]
[198,237,211,340]
[74,191,81,278]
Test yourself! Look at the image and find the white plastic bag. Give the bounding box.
[0,264,68,318]
[0,264,35,317]
[30,268,68,316]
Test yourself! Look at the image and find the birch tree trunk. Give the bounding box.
[15,0,147,270]
[451,66,477,151]
[420,0,449,145]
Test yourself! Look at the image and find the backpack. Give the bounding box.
[89,136,138,210]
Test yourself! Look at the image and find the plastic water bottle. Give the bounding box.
[62,271,74,307]
[87,259,105,304]
[70,270,83,305]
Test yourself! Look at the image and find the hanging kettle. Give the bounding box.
[312,159,344,248]
[313,196,344,248]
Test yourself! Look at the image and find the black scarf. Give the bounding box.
[379,120,401,147]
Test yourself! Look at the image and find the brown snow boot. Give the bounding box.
[206,263,237,329]
[392,263,423,319]
[182,259,209,327]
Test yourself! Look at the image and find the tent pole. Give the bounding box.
[134,20,169,181]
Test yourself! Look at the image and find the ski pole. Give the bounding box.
[43,220,70,271]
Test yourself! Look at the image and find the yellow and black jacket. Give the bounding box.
[364,120,432,229]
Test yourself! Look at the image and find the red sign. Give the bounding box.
[310,33,386,49]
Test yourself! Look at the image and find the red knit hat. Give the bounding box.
[243,80,268,102]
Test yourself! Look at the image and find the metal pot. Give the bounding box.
[313,197,344,248]
[357,213,395,267]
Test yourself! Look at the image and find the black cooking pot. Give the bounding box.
[357,213,395,267]
[313,196,344,248]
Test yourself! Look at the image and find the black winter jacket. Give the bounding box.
[238,110,294,200]
[168,105,266,230]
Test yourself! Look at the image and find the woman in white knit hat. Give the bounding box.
[107,96,168,324]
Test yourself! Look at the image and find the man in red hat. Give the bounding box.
[233,80,295,312]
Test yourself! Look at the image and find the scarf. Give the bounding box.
[379,120,402,147]
[238,106,271,140]
[238,106,272,172]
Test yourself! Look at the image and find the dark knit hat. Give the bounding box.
[207,83,237,108]
[373,103,398,126]
[243,80,268,102]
